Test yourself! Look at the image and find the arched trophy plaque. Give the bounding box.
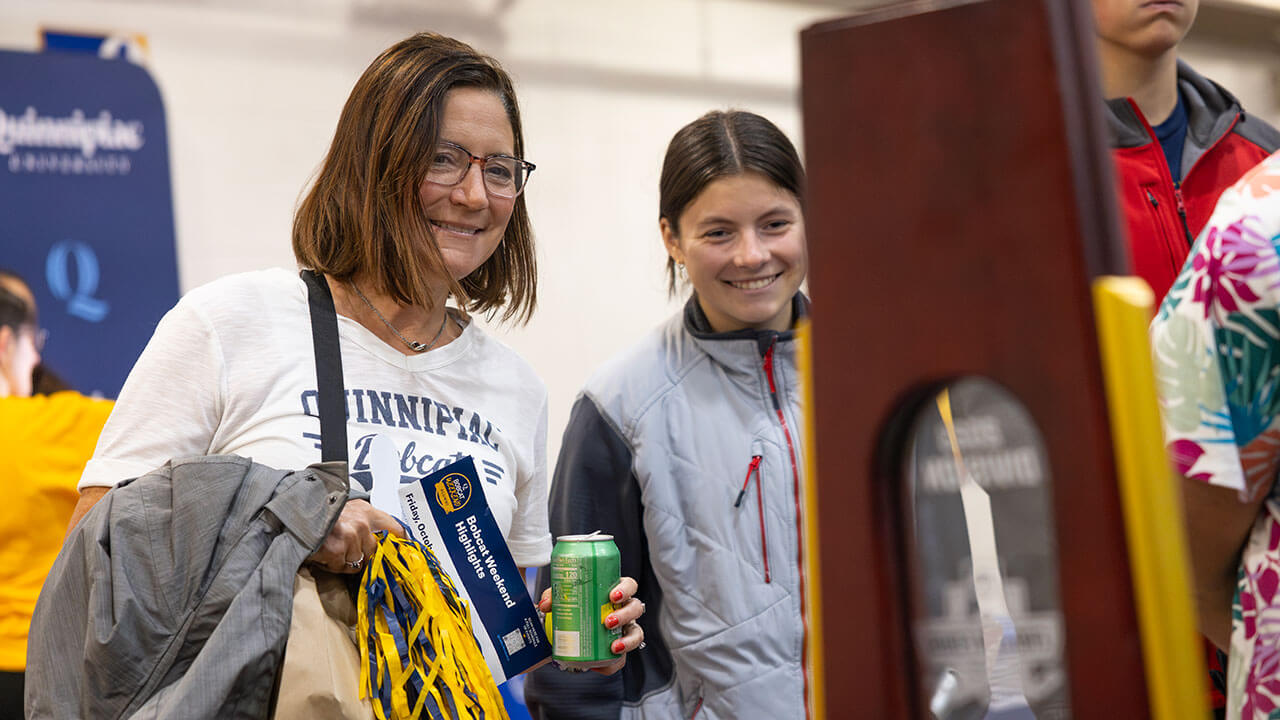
[906,380,1069,720]
[797,0,1205,717]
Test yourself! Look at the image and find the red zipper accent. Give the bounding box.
[756,465,770,584]
[762,342,811,720]
[734,455,762,507]
[734,455,770,583]
[691,698,704,719]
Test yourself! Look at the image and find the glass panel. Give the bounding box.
[906,377,1071,720]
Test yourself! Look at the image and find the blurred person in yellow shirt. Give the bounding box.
[0,271,69,398]
[0,277,111,718]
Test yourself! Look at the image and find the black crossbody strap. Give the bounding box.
[301,269,348,463]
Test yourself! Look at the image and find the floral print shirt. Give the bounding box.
[1152,151,1280,720]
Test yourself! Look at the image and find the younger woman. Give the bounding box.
[526,110,809,720]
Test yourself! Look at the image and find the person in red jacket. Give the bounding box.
[1096,0,1280,303]
[1095,2,1280,716]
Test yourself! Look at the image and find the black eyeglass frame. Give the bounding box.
[425,140,536,199]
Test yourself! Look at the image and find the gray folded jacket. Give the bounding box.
[26,455,348,720]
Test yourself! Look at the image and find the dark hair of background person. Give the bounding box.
[658,109,806,295]
[0,285,32,334]
[31,366,71,395]
[293,31,537,324]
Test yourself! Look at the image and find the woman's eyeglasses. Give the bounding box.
[424,141,535,199]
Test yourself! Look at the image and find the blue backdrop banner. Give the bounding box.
[0,47,178,397]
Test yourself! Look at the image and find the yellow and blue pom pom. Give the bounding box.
[357,527,508,720]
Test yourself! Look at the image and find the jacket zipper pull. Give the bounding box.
[1174,185,1194,246]
[1145,189,1158,208]
[735,455,763,507]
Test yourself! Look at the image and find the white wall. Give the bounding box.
[1181,41,1280,127]
[0,0,840,460]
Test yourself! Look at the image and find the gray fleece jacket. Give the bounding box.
[525,295,811,720]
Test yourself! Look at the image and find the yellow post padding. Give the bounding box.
[1092,276,1205,720]
[797,318,826,720]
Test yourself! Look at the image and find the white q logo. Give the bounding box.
[46,241,110,322]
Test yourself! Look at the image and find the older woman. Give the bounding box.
[65,30,641,674]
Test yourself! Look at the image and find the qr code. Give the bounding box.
[502,629,526,655]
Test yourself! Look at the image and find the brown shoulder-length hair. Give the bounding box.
[658,110,804,295]
[293,32,536,324]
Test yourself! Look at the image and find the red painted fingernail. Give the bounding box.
[605,615,619,629]
[612,640,625,654]
[611,590,623,602]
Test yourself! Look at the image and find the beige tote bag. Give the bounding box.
[271,566,375,720]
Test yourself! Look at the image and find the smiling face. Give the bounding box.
[1092,0,1198,57]
[418,87,517,282]
[662,172,806,333]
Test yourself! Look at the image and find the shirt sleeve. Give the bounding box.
[1151,164,1280,502]
[79,296,227,490]
[506,389,552,568]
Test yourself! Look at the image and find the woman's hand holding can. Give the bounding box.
[539,576,645,676]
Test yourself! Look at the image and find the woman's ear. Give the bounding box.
[660,218,684,266]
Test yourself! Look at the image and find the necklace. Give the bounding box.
[349,282,449,353]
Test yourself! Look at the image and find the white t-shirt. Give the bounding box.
[81,268,551,567]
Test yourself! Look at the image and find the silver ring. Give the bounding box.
[344,553,364,570]
[638,641,646,650]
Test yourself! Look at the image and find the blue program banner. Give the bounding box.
[0,48,179,397]
[399,456,552,684]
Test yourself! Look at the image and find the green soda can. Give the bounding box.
[550,532,622,668]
